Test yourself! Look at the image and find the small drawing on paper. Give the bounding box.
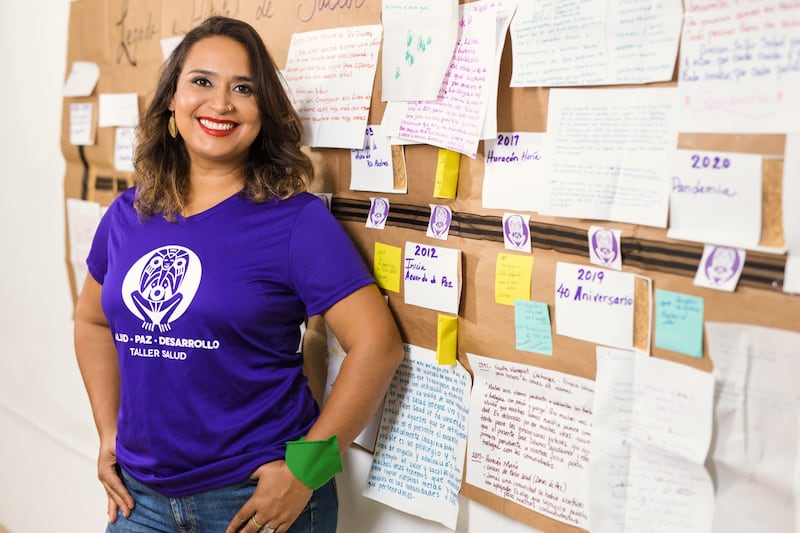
[591,228,619,266]
[504,214,530,251]
[367,197,390,229]
[703,246,740,285]
[428,205,452,239]
[396,29,432,78]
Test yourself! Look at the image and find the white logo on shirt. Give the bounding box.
[121,245,202,332]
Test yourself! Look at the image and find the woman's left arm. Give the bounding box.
[305,283,404,450]
[227,284,403,533]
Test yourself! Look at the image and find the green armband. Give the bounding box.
[285,435,343,490]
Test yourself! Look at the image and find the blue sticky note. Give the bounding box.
[514,300,553,356]
[655,289,704,358]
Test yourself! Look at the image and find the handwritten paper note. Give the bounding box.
[495,253,534,306]
[706,322,800,533]
[350,125,403,193]
[554,262,636,349]
[482,132,547,211]
[668,150,762,248]
[374,242,402,293]
[364,344,471,530]
[541,87,678,227]
[678,1,800,133]
[404,242,461,314]
[465,353,594,529]
[283,25,382,148]
[69,103,94,146]
[113,127,136,172]
[509,0,682,87]
[471,0,519,139]
[514,300,553,356]
[382,3,495,158]
[380,0,459,101]
[66,198,103,294]
[654,290,704,358]
[589,347,715,533]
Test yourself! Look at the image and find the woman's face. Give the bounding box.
[170,35,262,169]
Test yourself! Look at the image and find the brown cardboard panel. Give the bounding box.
[677,133,786,156]
[62,2,800,529]
[66,0,111,67]
[105,0,163,94]
[246,0,383,68]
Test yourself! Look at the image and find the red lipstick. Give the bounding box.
[197,117,238,137]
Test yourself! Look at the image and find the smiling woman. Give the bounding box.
[72,15,404,533]
[169,35,263,189]
[133,16,313,222]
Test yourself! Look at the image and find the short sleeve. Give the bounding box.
[86,199,119,284]
[289,198,375,316]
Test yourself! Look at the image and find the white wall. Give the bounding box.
[0,2,539,532]
[0,0,109,532]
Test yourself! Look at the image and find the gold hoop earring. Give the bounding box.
[168,111,178,138]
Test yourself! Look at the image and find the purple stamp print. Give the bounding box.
[367,197,389,229]
[588,226,622,270]
[693,244,745,292]
[592,228,620,263]
[427,204,452,240]
[704,246,741,285]
[503,213,531,252]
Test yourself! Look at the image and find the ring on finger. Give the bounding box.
[251,516,265,529]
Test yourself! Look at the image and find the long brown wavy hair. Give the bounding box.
[133,16,313,220]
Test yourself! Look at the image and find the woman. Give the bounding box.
[74,16,404,533]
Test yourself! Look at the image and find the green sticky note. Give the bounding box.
[514,300,553,356]
[655,289,704,358]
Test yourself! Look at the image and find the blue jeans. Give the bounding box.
[108,468,338,533]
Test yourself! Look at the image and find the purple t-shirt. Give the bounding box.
[87,188,373,497]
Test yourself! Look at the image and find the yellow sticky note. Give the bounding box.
[433,149,460,199]
[495,253,534,305]
[436,314,458,365]
[374,242,401,292]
